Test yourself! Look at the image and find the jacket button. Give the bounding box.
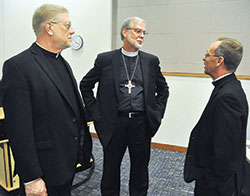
[74,136,78,141]
[72,118,76,123]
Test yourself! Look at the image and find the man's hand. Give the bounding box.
[25,178,47,196]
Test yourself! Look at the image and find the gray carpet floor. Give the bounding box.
[72,138,194,196]
[0,137,195,196]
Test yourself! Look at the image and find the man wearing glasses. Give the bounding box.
[1,4,92,196]
[80,16,169,195]
[184,38,248,196]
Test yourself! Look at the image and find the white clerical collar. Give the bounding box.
[213,73,232,82]
[121,48,138,57]
[36,42,60,58]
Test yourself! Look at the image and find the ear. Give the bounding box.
[122,28,128,39]
[216,56,224,67]
[45,21,53,36]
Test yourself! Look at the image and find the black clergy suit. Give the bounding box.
[184,73,248,196]
[1,43,92,188]
[80,48,169,195]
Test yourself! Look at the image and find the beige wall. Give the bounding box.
[0,0,4,68]
[114,0,250,75]
[1,0,249,147]
[0,0,112,83]
[114,0,250,145]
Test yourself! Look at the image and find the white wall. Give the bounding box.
[0,0,4,67]
[1,0,249,148]
[153,76,250,147]
[114,0,250,146]
[0,0,112,83]
[115,0,250,75]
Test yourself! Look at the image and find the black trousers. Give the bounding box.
[19,178,73,196]
[101,114,151,196]
[194,182,237,196]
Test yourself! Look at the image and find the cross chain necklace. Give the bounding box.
[122,55,139,94]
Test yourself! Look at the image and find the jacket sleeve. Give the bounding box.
[2,59,43,183]
[154,57,169,118]
[79,55,102,121]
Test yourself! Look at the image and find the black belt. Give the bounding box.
[118,111,144,119]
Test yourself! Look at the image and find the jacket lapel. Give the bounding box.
[112,49,123,99]
[30,43,79,114]
[202,86,219,114]
[196,73,237,126]
[62,58,83,107]
[139,51,149,101]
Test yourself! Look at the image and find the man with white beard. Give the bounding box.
[80,16,169,196]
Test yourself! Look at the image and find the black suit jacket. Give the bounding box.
[184,74,248,195]
[80,49,169,148]
[1,43,92,186]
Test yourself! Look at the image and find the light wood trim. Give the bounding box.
[151,142,187,153]
[90,132,187,153]
[0,140,21,191]
[0,107,5,120]
[162,72,209,78]
[3,143,11,188]
[162,72,250,80]
[87,121,93,126]
[0,139,9,144]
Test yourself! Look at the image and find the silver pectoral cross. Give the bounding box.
[125,80,135,94]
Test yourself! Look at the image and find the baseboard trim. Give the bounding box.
[90,132,187,153]
[151,142,187,153]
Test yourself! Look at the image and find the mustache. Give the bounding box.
[137,38,143,42]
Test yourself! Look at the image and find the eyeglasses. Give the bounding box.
[50,21,72,30]
[205,51,220,57]
[127,28,148,36]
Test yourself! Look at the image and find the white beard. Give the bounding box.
[127,36,143,50]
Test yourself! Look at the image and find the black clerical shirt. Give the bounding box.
[118,54,144,112]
